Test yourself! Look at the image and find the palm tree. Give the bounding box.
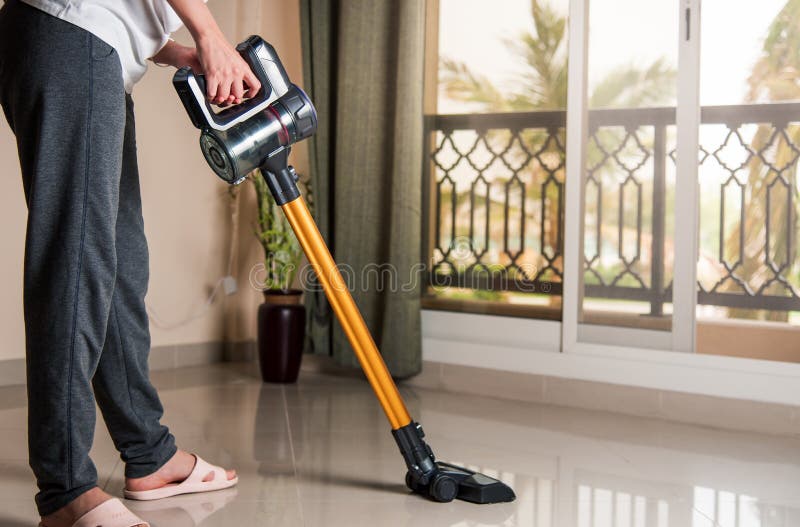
[438,0,676,300]
[442,2,675,111]
[720,0,800,321]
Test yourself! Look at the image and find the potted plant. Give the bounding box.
[250,168,307,383]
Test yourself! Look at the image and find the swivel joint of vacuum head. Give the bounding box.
[392,422,437,487]
[393,422,516,504]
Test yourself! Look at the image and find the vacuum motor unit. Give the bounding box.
[173,36,317,185]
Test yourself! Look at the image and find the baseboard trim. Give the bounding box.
[0,340,313,386]
[0,358,25,387]
[3,343,796,437]
[148,341,226,371]
[233,351,800,437]
[223,340,256,362]
[0,341,230,387]
[402,359,800,438]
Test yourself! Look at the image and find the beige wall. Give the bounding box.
[0,112,26,361]
[221,0,310,348]
[0,0,306,361]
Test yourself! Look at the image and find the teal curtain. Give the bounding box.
[300,0,425,378]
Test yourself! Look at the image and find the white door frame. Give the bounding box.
[423,0,800,408]
[561,0,589,355]
[561,0,702,356]
[672,0,702,352]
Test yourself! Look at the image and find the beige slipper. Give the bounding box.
[67,498,149,527]
[123,455,238,501]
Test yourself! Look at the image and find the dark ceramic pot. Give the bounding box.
[257,289,305,383]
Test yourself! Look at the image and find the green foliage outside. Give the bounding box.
[720,0,800,321]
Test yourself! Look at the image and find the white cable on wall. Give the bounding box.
[146,276,226,330]
[145,186,241,331]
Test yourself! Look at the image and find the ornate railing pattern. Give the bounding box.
[422,103,800,314]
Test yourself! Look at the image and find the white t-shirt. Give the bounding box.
[21,0,184,93]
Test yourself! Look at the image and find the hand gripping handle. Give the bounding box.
[172,35,292,132]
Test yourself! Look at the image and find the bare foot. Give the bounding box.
[125,450,236,492]
[40,487,146,527]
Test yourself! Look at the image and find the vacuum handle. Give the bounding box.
[172,35,292,132]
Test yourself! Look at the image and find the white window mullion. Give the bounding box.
[561,0,590,354]
[672,0,702,353]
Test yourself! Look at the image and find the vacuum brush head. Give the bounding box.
[393,422,515,504]
[405,461,516,504]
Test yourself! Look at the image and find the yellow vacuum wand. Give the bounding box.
[281,196,412,429]
[278,191,514,505]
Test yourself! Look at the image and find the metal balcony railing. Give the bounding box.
[422,103,800,315]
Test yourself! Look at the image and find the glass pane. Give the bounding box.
[425,0,569,317]
[581,0,678,332]
[697,0,800,362]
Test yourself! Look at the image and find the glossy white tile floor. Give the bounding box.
[1,362,799,526]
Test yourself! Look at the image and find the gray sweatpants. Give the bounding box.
[0,0,176,516]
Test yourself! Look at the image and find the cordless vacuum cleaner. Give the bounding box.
[173,35,515,505]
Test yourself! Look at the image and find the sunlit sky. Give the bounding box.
[438,0,788,112]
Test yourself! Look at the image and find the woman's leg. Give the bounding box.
[91,95,177,479]
[90,96,237,494]
[0,0,127,516]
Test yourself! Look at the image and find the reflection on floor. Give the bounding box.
[0,362,798,526]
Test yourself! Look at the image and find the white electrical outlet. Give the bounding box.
[222,275,238,296]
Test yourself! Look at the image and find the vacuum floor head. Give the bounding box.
[394,421,515,504]
[405,461,516,504]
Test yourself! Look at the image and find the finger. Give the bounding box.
[243,70,261,96]
[206,74,219,101]
[231,78,244,103]
[216,78,231,104]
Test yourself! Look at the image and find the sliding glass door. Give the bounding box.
[563,0,800,360]
[562,0,700,354]
[423,0,799,362]
[694,0,800,362]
